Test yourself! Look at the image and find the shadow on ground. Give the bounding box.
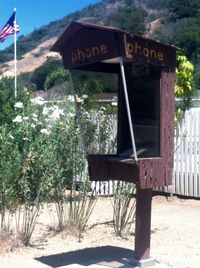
[35,245,136,267]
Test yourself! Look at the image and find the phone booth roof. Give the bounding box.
[51,21,176,71]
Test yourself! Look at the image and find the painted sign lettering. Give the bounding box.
[126,42,164,62]
[125,34,176,66]
[60,33,175,69]
[71,44,108,65]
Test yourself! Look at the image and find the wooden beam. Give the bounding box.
[135,186,153,260]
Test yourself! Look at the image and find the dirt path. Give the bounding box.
[0,196,199,268]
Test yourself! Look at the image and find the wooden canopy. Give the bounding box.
[51,21,176,70]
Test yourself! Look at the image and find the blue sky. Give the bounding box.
[0,0,100,50]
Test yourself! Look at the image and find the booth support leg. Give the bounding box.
[134,186,155,267]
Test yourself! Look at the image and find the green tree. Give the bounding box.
[175,54,194,119]
[177,19,200,60]
[44,66,68,90]
[110,7,147,33]
[143,0,166,9]
[31,58,63,90]
[167,0,200,19]
[72,71,118,95]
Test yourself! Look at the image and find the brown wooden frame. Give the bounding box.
[52,21,176,265]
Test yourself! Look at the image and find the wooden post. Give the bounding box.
[134,186,153,262]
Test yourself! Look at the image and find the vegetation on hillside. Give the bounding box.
[167,0,200,19]
[109,6,147,33]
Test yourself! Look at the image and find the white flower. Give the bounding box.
[67,95,74,102]
[23,116,29,121]
[40,128,50,135]
[0,134,2,140]
[111,101,117,106]
[53,105,59,110]
[68,112,74,118]
[9,134,14,140]
[31,113,38,122]
[23,137,28,141]
[50,108,64,120]
[82,110,90,119]
[75,95,83,103]
[100,106,106,111]
[32,117,38,122]
[42,107,49,116]
[14,102,23,109]
[31,96,45,106]
[30,123,36,128]
[13,115,23,123]
[49,107,55,112]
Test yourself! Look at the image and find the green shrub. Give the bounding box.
[31,58,63,90]
[0,77,31,126]
[45,67,68,90]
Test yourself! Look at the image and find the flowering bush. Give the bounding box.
[0,77,31,126]
[11,96,85,200]
[0,85,118,243]
[0,94,87,243]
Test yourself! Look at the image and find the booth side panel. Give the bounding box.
[138,69,175,189]
[160,69,175,186]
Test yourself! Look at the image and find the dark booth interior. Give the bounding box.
[118,63,161,158]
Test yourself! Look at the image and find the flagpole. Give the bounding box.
[14,7,17,98]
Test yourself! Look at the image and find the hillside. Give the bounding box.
[0,0,164,77]
[0,0,200,85]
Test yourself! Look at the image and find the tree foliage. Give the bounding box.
[45,67,68,90]
[176,19,200,61]
[142,0,166,9]
[167,0,200,19]
[175,54,194,115]
[110,7,147,33]
[69,71,117,97]
[31,58,63,90]
[175,55,194,97]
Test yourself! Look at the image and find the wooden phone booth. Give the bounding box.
[52,21,176,267]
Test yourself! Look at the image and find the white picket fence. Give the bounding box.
[172,108,200,197]
[91,107,200,198]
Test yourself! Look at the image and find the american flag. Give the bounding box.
[0,11,20,42]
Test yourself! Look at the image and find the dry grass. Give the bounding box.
[0,232,25,255]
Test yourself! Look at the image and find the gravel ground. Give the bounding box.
[0,195,199,268]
